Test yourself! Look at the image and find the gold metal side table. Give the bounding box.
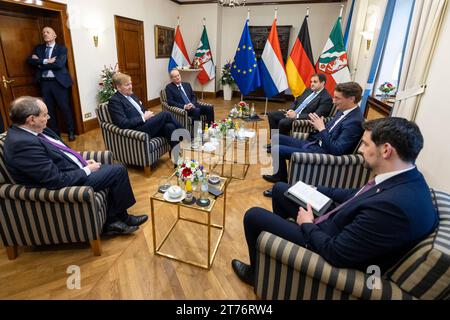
[150,172,229,270]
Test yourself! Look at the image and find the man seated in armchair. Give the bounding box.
[232,117,438,287]
[108,73,183,151]
[266,73,333,151]
[4,96,148,235]
[165,69,214,126]
[262,82,365,196]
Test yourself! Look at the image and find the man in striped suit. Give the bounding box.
[232,117,437,286]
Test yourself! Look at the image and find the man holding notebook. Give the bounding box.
[232,117,438,287]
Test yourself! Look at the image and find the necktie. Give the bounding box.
[327,111,346,133]
[38,133,88,166]
[313,179,376,224]
[43,46,52,77]
[178,85,191,104]
[294,92,317,114]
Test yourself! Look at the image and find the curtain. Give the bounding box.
[392,0,448,120]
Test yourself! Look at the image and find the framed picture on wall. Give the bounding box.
[154,25,174,59]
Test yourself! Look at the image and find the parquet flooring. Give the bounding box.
[0,97,291,299]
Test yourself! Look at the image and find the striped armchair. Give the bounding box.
[0,133,110,260]
[160,89,213,134]
[96,102,170,176]
[255,189,450,300]
[291,104,337,134]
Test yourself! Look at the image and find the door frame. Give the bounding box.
[0,0,83,134]
[114,15,148,106]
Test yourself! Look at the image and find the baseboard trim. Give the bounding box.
[194,91,217,99]
[147,98,161,108]
[83,118,99,132]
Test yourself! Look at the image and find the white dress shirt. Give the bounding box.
[42,43,56,78]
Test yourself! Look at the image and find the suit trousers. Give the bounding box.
[187,104,214,126]
[135,111,183,148]
[268,111,294,136]
[271,133,324,182]
[40,79,74,134]
[84,164,136,223]
[244,182,307,267]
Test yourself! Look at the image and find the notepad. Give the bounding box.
[284,180,333,216]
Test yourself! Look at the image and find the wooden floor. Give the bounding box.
[0,97,292,300]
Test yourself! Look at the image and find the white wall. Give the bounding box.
[218,3,346,93]
[414,3,450,192]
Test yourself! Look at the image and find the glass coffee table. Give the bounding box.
[150,171,230,269]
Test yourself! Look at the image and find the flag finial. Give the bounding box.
[203,17,206,26]
[177,16,180,26]
[306,7,310,17]
[247,9,251,21]
[274,7,278,20]
[339,4,344,18]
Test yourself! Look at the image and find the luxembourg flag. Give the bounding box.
[259,19,288,98]
[168,25,191,72]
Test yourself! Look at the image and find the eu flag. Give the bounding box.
[231,20,261,96]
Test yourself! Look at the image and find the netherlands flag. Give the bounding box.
[168,25,191,72]
[259,19,288,98]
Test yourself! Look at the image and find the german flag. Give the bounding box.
[286,16,315,98]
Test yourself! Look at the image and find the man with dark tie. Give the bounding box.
[232,117,438,286]
[165,69,214,125]
[263,82,365,192]
[108,73,183,152]
[4,96,148,235]
[27,27,76,141]
[266,73,333,149]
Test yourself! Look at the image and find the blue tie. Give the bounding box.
[178,85,191,104]
[294,92,317,114]
[43,46,51,77]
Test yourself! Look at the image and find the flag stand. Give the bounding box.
[261,98,268,117]
[201,85,204,101]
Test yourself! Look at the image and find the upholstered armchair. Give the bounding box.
[160,89,213,134]
[96,102,170,176]
[0,133,111,260]
[255,189,450,300]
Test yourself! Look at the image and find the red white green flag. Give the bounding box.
[316,17,351,95]
[194,26,215,85]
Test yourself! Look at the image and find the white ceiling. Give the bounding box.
[176,0,339,3]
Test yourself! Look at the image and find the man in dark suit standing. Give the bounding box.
[263,82,364,188]
[4,96,148,235]
[267,73,333,142]
[232,117,438,286]
[108,73,183,151]
[165,69,214,125]
[27,27,76,141]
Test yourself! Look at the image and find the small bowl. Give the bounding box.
[167,186,182,199]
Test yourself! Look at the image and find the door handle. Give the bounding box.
[2,76,15,89]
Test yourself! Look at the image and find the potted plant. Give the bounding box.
[220,60,235,101]
[97,63,119,104]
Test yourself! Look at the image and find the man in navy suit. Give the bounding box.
[165,69,214,125]
[108,73,183,151]
[263,82,364,189]
[232,117,438,286]
[267,73,333,141]
[4,96,148,235]
[27,27,76,141]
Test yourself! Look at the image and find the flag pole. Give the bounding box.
[339,4,344,18]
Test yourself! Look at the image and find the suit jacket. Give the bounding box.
[165,82,200,109]
[307,107,364,155]
[301,168,438,272]
[27,43,73,88]
[292,88,333,120]
[108,92,146,129]
[4,125,87,189]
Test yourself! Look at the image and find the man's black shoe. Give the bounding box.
[262,174,281,183]
[264,143,271,149]
[103,221,138,235]
[231,259,254,286]
[68,131,76,141]
[125,214,148,227]
[267,147,271,154]
[263,188,273,198]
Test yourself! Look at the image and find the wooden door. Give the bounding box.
[0,12,42,129]
[115,16,148,105]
